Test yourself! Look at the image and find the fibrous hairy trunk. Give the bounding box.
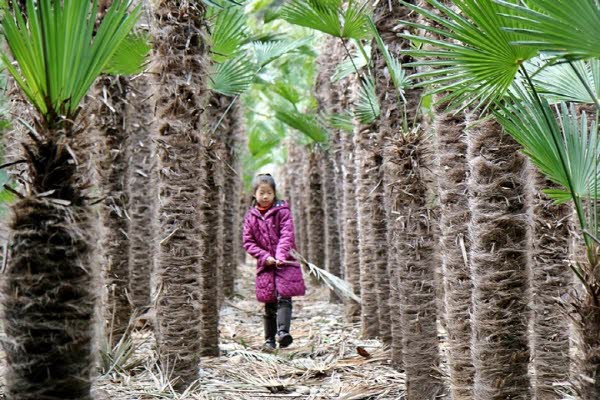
[298,148,310,257]
[2,120,97,399]
[287,143,305,255]
[433,100,474,399]
[92,75,132,346]
[467,112,533,400]
[221,100,243,297]
[127,74,156,312]
[530,172,571,400]
[205,93,228,307]
[385,130,444,398]
[352,83,389,339]
[315,41,343,302]
[151,0,209,389]
[306,146,326,270]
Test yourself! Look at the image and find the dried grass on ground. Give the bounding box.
[88,261,406,399]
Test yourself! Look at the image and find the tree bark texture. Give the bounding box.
[306,146,327,270]
[151,0,209,389]
[127,74,156,312]
[2,121,97,400]
[92,75,132,346]
[433,102,474,400]
[467,113,533,400]
[530,172,572,400]
[221,100,244,298]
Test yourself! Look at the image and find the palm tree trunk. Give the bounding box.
[3,121,97,399]
[222,100,243,298]
[433,101,475,399]
[92,75,132,346]
[467,112,533,400]
[530,172,571,400]
[287,142,305,255]
[306,145,326,270]
[151,0,209,388]
[127,74,156,312]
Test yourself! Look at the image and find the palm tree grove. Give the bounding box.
[0,0,599,399]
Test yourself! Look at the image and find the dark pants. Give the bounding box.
[265,297,292,335]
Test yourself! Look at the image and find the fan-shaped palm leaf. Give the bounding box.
[209,5,248,63]
[102,32,151,75]
[325,111,354,132]
[531,59,600,105]
[354,76,379,124]
[209,54,255,96]
[280,0,371,40]
[398,0,538,109]
[271,81,302,105]
[496,90,600,208]
[1,0,141,122]
[331,43,370,82]
[497,0,600,59]
[252,37,313,67]
[247,122,282,157]
[273,106,329,143]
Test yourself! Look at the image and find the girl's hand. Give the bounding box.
[276,259,284,268]
[266,257,276,266]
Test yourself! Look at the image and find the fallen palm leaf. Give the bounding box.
[290,250,361,304]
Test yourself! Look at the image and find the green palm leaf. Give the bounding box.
[1,0,141,122]
[279,0,371,40]
[354,76,379,124]
[252,38,313,67]
[102,32,151,75]
[325,111,354,132]
[271,81,302,105]
[531,59,600,105]
[209,54,255,96]
[496,90,600,205]
[209,5,248,63]
[497,0,600,59]
[331,43,370,82]
[273,107,329,143]
[398,0,537,109]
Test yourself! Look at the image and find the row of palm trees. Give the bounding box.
[276,0,600,399]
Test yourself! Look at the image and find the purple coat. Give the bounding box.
[243,200,306,303]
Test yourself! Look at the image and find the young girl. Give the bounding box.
[243,174,306,350]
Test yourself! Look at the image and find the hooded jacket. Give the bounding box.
[243,200,306,303]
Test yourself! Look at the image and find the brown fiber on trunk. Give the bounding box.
[150,0,209,389]
[306,146,327,270]
[433,100,474,399]
[530,171,571,400]
[91,75,132,346]
[467,112,533,400]
[287,143,305,255]
[222,100,244,298]
[127,74,156,312]
[2,120,97,400]
[315,42,343,302]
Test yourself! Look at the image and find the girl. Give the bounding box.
[243,173,306,350]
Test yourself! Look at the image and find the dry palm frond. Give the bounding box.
[227,349,286,365]
[99,331,146,376]
[290,250,361,303]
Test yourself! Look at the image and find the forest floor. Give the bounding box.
[93,260,407,399]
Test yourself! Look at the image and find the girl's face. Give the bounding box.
[255,183,275,207]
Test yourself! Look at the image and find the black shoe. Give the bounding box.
[276,331,293,348]
[263,338,277,352]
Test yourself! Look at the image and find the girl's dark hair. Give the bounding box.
[251,173,277,205]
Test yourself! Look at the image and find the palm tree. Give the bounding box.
[127,73,156,312]
[91,75,133,345]
[306,144,327,269]
[404,2,600,398]
[0,1,141,398]
[150,0,210,387]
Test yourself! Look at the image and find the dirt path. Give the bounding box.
[95,261,406,399]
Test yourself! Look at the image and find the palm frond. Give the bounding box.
[270,81,302,105]
[209,5,248,63]
[102,32,151,75]
[354,76,379,124]
[209,54,255,96]
[280,0,371,40]
[531,59,600,105]
[325,111,354,132]
[273,107,329,143]
[497,0,600,59]
[291,250,361,303]
[331,43,370,82]
[397,0,538,109]
[1,0,141,122]
[252,37,313,68]
[247,123,282,157]
[496,89,600,206]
